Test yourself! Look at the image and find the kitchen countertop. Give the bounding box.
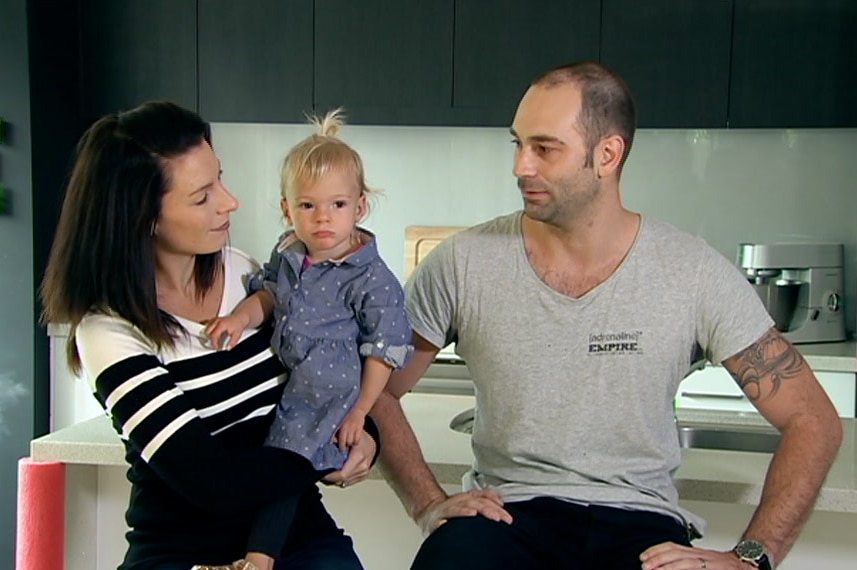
[31,407,857,514]
[429,423,857,515]
[797,339,857,372]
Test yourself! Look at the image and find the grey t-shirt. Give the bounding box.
[406,211,773,533]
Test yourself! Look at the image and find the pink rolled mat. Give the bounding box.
[16,457,66,570]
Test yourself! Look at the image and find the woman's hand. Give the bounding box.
[322,428,376,488]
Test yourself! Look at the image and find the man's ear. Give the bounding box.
[595,134,625,178]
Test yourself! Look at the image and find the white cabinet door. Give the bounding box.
[401,392,475,466]
[321,480,462,570]
[677,365,856,417]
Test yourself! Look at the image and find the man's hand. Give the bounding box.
[322,428,376,488]
[640,542,756,569]
[415,489,513,536]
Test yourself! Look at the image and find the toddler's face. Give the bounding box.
[282,169,366,261]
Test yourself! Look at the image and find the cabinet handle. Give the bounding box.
[680,391,746,400]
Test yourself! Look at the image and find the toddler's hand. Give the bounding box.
[243,551,273,570]
[335,410,365,452]
[203,314,247,350]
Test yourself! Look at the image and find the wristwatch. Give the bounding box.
[733,539,773,569]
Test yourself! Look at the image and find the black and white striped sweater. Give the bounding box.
[76,249,325,568]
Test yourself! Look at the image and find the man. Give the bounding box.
[371,62,842,569]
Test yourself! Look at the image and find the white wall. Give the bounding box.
[213,124,857,335]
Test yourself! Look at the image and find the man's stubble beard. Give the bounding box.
[519,170,600,228]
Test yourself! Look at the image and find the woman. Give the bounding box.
[40,101,376,570]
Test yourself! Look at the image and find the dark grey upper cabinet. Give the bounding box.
[198,0,313,123]
[601,0,732,128]
[454,0,601,127]
[314,0,454,125]
[74,0,857,129]
[730,0,857,128]
[79,0,197,122]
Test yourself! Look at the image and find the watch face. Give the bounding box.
[736,540,765,559]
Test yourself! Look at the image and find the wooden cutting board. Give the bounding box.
[404,225,466,278]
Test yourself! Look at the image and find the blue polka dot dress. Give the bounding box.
[250,229,413,470]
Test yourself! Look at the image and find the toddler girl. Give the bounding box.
[203,109,412,570]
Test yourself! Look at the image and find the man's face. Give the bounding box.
[510,83,600,227]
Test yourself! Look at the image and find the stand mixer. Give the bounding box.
[737,242,846,344]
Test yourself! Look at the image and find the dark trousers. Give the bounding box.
[411,497,691,570]
[274,486,363,569]
[152,486,361,570]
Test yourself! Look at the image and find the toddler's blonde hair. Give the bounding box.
[280,108,377,219]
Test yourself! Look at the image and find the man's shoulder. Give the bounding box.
[640,217,713,256]
[462,211,520,235]
[447,212,521,251]
[642,216,696,241]
[408,213,521,291]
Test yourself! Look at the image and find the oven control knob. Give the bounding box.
[826,292,841,312]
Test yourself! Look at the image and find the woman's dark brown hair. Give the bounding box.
[40,101,219,373]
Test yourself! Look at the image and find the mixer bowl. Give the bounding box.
[752,279,802,331]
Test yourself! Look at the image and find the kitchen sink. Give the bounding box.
[677,423,780,454]
[450,407,780,453]
[449,407,474,434]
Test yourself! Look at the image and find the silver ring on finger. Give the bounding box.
[339,481,348,488]
[699,558,707,569]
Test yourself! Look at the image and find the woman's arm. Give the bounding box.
[79,315,320,515]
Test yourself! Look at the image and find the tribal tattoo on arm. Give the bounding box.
[726,328,805,402]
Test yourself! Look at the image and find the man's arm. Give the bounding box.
[641,327,843,570]
[372,333,511,534]
[723,327,843,564]
[374,334,449,523]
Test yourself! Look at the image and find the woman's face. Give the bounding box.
[155,141,239,257]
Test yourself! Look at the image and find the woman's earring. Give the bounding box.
[150,221,157,236]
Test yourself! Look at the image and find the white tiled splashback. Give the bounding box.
[212,123,857,335]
